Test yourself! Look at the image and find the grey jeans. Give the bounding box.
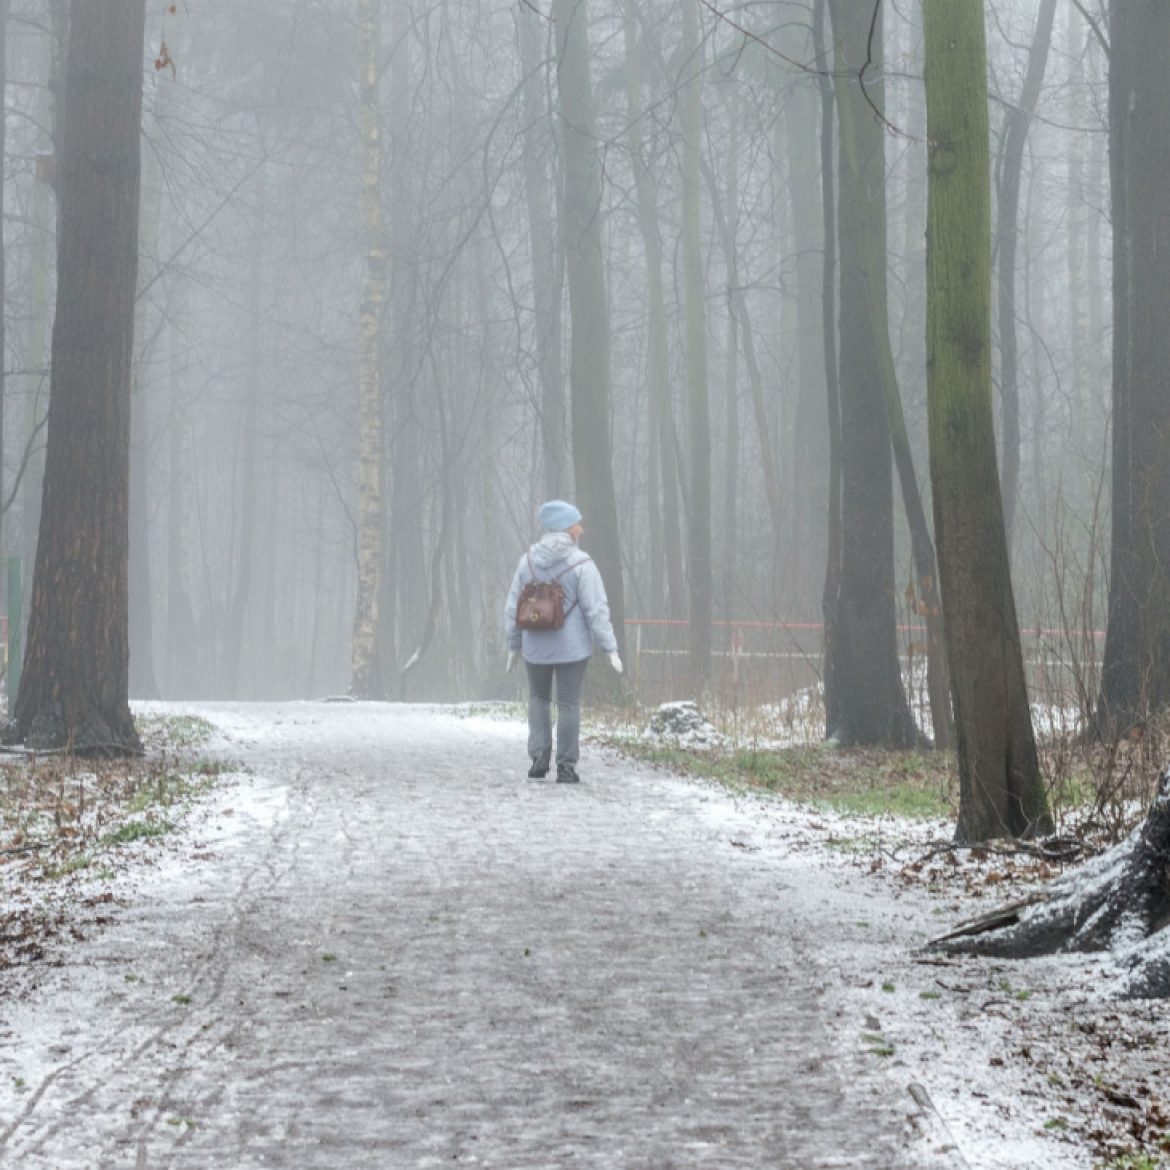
[525,658,590,766]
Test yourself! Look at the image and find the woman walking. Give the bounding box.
[504,500,622,782]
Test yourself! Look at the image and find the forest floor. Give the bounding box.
[0,700,1166,1169]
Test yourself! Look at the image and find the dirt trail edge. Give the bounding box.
[1,701,931,1169]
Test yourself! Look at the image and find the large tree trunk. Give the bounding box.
[0,0,7,570]
[10,0,147,752]
[923,0,1051,842]
[552,0,626,660]
[830,44,949,749]
[1098,1,1170,734]
[823,0,916,747]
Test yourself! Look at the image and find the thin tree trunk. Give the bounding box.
[622,0,683,618]
[18,10,59,625]
[222,169,264,698]
[719,106,740,622]
[552,0,626,662]
[813,0,841,729]
[701,155,782,551]
[165,269,197,696]
[680,0,711,692]
[351,0,386,698]
[997,0,1058,542]
[784,45,829,624]
[517,9,568,500]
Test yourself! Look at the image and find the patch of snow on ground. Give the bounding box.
[1,701,1164,1168]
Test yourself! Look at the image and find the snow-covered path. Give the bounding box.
[1,702,926,1168]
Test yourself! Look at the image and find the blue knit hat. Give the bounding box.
[538,499,583,532]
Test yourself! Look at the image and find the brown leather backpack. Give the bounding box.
[515,553,590,631]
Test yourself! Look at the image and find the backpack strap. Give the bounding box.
[527,552,591,583]
[551,555,591,581]
[554,556,592,620]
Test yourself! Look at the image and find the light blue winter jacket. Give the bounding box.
[504,532,619,664]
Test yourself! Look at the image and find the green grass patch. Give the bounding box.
[102,819,173,846]
[826,782,951,820]
[1098,1154,1166,1170]
[605,738,956,820]
[134,713,216,752]
[42,854,92,880]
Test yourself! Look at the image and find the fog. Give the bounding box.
[0,0,1109,705]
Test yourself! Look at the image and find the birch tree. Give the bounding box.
[351,0,386,698]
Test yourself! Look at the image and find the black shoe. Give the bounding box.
[556,765,580,784]
[528,752,550,779]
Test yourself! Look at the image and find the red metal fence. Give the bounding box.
[624,617,1104,712]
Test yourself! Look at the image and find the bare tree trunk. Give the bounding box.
[552,0,626,660]
[517,9,568,502]
[622,0,683,618]
[923,0,1051,842]
[997,0,1058,542]
[0,0,8,570]
[1097,0,1170,734]
[718,102,739,622]
[813,0,841,729]
[18,9,59,631]
[222,168,264,698]
[830,56,948,748]
[702,159,780,552]
[680,0,710,692]
[350,0,387,698]
[128,61,172,702]
[784,44,829,624]
[10,0,147,752]
[823,0,917,747]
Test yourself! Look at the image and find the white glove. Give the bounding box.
[506,650,519,673]
[608,652,624,675]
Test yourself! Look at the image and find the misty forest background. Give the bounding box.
[0,0,1110,713]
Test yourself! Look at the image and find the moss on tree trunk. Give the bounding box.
[923,0,1051,841]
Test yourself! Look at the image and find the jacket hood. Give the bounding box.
[531,531,579,570]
